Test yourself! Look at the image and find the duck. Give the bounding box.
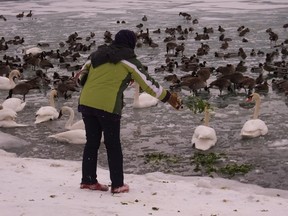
[142,15,147,21]
[2,98,26,112]
[235,60,247,73]
[26,10,32,17]
[166,42,178,54]
[34,89,59,124]
[48,129,86,145]
[220,41,229,50]
[191,105,217,151]
[133,82,158,108]
[58,106,84,130]
[0,105,28,127]
[240,93,268,138]
[0,69,21,90]
[255,80,269,94]
[251,63,263,73]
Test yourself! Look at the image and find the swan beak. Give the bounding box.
[246,95,253,102]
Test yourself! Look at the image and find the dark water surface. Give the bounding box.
[1,0,288,190]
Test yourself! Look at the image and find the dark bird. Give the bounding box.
[208,77,232,95]
[26,10,32,17]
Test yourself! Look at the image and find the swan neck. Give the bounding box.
[253,96,260,119]
[204,106,210,126]
[8,71,17,85]
[49,93,56,108]
[65,108,74,129]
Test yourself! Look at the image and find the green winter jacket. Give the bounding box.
[78,44,170,116]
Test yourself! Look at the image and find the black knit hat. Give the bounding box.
[114,29,137,49]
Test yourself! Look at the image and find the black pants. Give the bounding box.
[81,112,124,188]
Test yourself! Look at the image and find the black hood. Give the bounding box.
[114,29,137,50]
[90,44,136,68]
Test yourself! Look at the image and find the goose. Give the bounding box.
[208,77,232,95]
[34,89,59,124]
[0,69,21,90]
[240,93,268,138]
[179,76,207,95]
[133,82,158,108]
[0,105,28,128]
[191,105,217,151]
[48,129,86,145]
[197,67,213,82]
[39,53,54,72]
[2,98,26,112]
[58,106,84,130]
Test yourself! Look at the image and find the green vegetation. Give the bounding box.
[183,95,211,114]
[143,152,252,178]
[192,152,252,177]
[143,152,180,164]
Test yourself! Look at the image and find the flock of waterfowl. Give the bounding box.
[0,9,288,149]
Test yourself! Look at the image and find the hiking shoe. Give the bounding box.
[80,183,109,191]
[111,184,129,193]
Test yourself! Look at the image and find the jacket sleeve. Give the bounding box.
[121,59,171,102]
[77,60,91,86]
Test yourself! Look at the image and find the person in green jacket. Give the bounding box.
[77,29,182,193]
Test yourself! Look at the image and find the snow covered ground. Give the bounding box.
[1,148,288,216]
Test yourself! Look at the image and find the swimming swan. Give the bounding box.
[35,89,59,124]
[48,129,86,144]
[0,70,21,90]
[2,98,26,112]
[0,105,28,127]
[58,106,84,130]
[132,82,158,108]
[240,93,268,138]
[191,105,217,151]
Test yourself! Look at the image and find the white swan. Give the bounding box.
[191,105,217,151]
[58,106,84,130]
[35,89,59,124]
[56,106,104,144]
[2,98,26,112]
[24,47,42,56]
[133,82,158,108]
[0,105,28,127]
[48,129,86,144]
[0,70,21,90]
[240,93,268,138]
[0,105,16,121]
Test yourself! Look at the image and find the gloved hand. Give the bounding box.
[167,92,182,110]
